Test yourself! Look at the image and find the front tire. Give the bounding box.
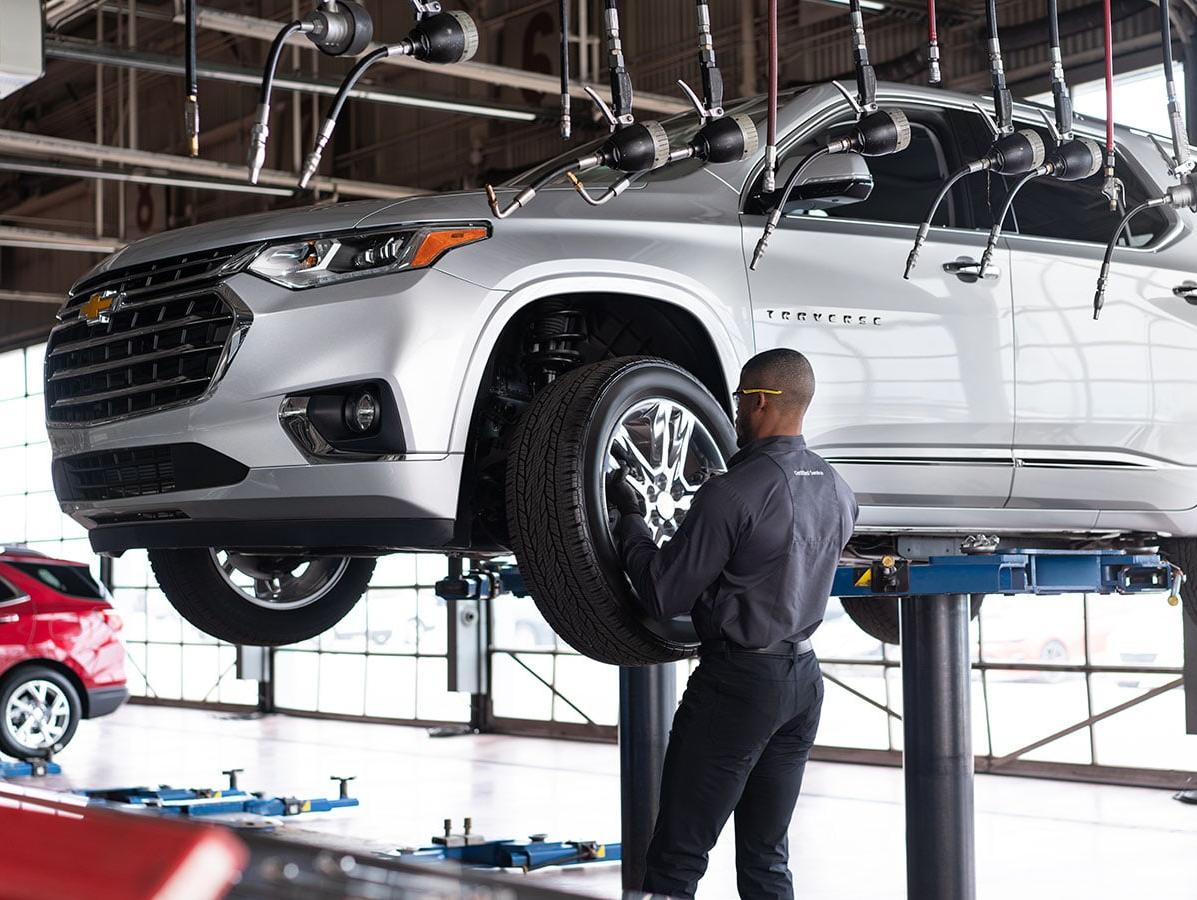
[149,549,375,646]
[0,666,81,759]
[507,356,736,666]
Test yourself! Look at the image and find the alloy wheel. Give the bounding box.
[6,679,71,750]
[210,550,351,612]
[606,397,727,544]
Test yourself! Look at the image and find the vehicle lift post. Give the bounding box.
[618,663,674,891]
[899,592,974,899]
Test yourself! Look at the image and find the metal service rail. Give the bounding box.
[79,772,359,819]
[438,548,1179,604]
[832,548,1179,599]
[438,547,1180,900]
[403,837,620,871]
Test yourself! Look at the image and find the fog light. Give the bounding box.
[344,391,379,433]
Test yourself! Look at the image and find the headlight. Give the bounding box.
[247,224,488,289]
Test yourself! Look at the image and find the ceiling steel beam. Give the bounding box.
[180,7,690,117]
[0,290,64,305]
[0,129,419,200]
[45,38,542,124]
[0,156,296,196]
[0,226,122,253]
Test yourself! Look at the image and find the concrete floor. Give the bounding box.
[19,703,1197,899]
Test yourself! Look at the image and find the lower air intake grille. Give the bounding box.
[53,443,249,503]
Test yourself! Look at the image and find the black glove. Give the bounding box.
[606,466,644,517]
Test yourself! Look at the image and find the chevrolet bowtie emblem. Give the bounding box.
[79,290,122,325]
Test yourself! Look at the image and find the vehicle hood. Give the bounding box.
[73,194,487,286]
[73,181,730,287]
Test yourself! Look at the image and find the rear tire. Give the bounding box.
[842,594,985,645]
[149,549,375,646]
[0,665,80,759]
[506,356,736,665]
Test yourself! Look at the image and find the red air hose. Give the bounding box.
[1104,0,1114,154]
[768,0,778,147]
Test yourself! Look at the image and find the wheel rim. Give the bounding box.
[6,679,71,750]
[209,550,350,611]
[606,397,727,545]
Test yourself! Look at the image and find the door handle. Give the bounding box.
[942,257,1001,282]
[1172,281,1197,304]
[0,614,18,624]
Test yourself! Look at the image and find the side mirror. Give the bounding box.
[777,152,874,212]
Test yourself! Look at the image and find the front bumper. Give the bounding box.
[85,685,128,718]
[49,266,489,553]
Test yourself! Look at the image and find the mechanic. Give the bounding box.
[606,347,858,900]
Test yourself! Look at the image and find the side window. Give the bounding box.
[750,105,994,228]
[1010,150,1169,246]
[820,119,950,226]
[0,577,21,602]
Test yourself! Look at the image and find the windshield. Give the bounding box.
[505,89,806,189]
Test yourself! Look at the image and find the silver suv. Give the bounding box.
[46,82,1197,662]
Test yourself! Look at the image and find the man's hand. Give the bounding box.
[606,466,644,517]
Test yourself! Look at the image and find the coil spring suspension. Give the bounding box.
[524,303,587,386]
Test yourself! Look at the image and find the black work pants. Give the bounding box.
[643,649,823,900]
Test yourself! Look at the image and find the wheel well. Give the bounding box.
[2,659,89,717]
[455,293,732,552]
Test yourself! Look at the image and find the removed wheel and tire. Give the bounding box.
[841,594,985,645]
[507,356,737,666]
[0,665,80,759]
[150,549,375,646]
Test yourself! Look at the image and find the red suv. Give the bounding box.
[0,547,126,759]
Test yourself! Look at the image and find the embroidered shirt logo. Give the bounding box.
[794,469,824,477]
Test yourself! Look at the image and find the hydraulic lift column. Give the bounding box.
[618,663,675,891]
[901,593,976,900]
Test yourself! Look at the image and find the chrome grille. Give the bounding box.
[61,246,247,320]
[47,247,252,425]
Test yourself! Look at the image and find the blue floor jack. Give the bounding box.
[0,757,61,778]
[399,818,621,872]
[79,768,359,819]
[441,546,1183,900]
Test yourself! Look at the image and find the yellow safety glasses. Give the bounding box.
[733,388,784,400]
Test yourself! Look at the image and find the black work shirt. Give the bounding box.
[615,434,858,648]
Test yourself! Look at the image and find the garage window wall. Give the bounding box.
[491,589,1189,773]
[271,554,471,725]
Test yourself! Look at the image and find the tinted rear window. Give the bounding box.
[6,562,105,600]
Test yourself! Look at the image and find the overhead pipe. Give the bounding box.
[178,6,688,116]
[0,226,123,254]
[0,156,296,197]
[45,38,541,123]
[0,291,66,305]
[0,128,418,200]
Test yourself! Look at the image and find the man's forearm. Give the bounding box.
[615,514,670,619]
